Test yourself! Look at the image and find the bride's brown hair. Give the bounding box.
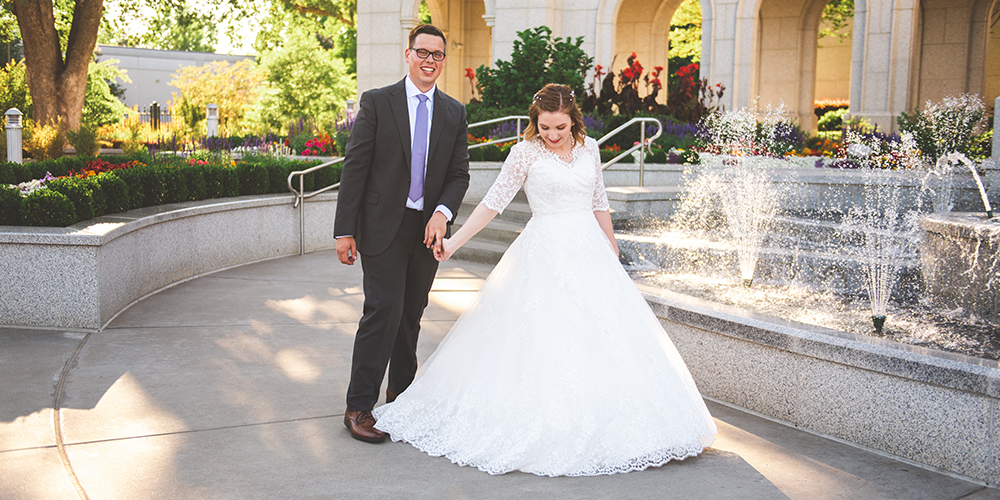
[523,84,587,145]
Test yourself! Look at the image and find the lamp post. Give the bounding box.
[5,108,22,164]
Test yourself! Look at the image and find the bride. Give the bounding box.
[372,84,716,477]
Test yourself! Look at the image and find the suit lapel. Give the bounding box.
[427,88,446,167]
[389,79,411,167]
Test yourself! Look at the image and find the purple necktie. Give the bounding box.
[409,94,429,203]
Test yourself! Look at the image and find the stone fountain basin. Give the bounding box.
[921,212,1000,321]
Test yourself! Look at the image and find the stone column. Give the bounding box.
[987,96,1000,207]
[206,103,219,138]
[850,0,919,132]
[5,108,22,164]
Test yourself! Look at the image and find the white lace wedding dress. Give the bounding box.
[373,136,716,476]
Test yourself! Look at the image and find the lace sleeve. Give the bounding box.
[481,142,530,213]
[590,138,610,211]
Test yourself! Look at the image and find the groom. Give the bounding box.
[334,24,470,443]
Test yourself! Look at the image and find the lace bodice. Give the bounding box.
[481,136,610,216]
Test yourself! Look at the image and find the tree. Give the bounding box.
[669,0,701,70]
[99,0,217,52]
[170,59,266,134]
[251,10,355,131]
[9,0,104,131]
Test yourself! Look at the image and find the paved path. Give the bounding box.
[1,250,998,499]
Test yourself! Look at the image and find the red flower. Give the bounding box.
[465,68,475,80]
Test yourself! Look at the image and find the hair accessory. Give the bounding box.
[533,91,543,102]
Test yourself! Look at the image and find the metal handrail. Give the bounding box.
[287,157,344,255]
[596,117,663,187]
[468,115,530,149]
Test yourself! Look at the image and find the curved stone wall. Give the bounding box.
[642,285,1000,484]
[0,193,337,330]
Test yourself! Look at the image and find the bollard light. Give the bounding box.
[206,103,219,138]
[5,108,22,164]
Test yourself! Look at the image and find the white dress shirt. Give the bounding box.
[404,76,453,221]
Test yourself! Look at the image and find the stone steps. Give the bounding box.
[450,194,531,265]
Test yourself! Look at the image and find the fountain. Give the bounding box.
[618,96,999,359]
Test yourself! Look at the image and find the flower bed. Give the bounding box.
[0,153,340,227]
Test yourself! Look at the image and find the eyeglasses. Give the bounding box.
[410,47,446,61]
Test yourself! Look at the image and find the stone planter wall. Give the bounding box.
[921,212,1000,320]
[643,286,1000,485]
[0,193,337,330]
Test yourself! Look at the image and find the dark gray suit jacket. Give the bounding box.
[334,79,470,256]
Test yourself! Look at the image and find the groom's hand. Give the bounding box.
[424,211,448,252]
[336,236,358,265]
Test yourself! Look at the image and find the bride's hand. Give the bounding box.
[434,238,456,262]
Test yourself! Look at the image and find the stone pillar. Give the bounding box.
[987,96,1000,206]
[206,103,219,138]
[5,108,22,164]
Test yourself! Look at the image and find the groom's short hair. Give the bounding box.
[409,24,447,49]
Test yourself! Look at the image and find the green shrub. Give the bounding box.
[112,168,145,209]
[223,166,239,197]
[481,144,503,162]
[203,165,226,198]
[95,172,129,213]
[66,123,101,157]
[467,147,484,162]
[237,161,269,195]
[265,161,289,194]
[25,119,65,160]
[182,164,207,201]
[475,26,592,110]
[0,162,15,184]
[162,166,188,204]
[0,184,21,225]
[21,188,75,227]
[46,177,94,223]
[80,176,107,217]
[139,165,166,207]
[12,163,32,183]
[817,108,848,132]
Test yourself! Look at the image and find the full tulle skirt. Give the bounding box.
[373,210,716,476]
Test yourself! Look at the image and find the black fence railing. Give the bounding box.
[134,102,174,129]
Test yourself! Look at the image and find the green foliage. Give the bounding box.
[897,94,989,163]
[182,164,207,201]
[817,108,848,131]
[45,177,94,223]
[95,172,129,213]
[80,176,107,217]
[66,123,101,157]
[251,12,356,133]
[0,60,31,119]
[475,26,592,111]
[163,166,188,203]
[669,0,701,64]
[140,2,217,52]
[111,167,146,209]
[465,104,526,126]
[237,162,269,195]
[83,59,130,127]
[25,119,66,160]
[10,162,32,183]
[0,183,21,225]
[21,188,76,227]
[0,161,15,184]
[467,147,484,161]
[481,144,503,162]
[819,0,854,42]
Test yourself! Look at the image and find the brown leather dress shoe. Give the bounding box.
[386,388,398,403]
[344,410,386,443]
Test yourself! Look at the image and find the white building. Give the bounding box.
[95,45,255,109]
[356,0,1000,131]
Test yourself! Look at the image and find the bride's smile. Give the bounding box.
[537,111,574,156]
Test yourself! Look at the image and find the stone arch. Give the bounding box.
[397,0,491,101]
[745,0,834,129]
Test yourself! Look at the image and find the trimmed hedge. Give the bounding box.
[0,184,21,225]
[4,155,338,227]
[21,189,76,227]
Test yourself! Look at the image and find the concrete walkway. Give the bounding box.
[1,249,997,500]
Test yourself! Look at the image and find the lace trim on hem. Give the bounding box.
[386,434,714,477]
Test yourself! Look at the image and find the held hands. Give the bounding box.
[434,238,455,261]
[424,210,448,255]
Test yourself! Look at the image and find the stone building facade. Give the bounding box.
[356,0,1000,131]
